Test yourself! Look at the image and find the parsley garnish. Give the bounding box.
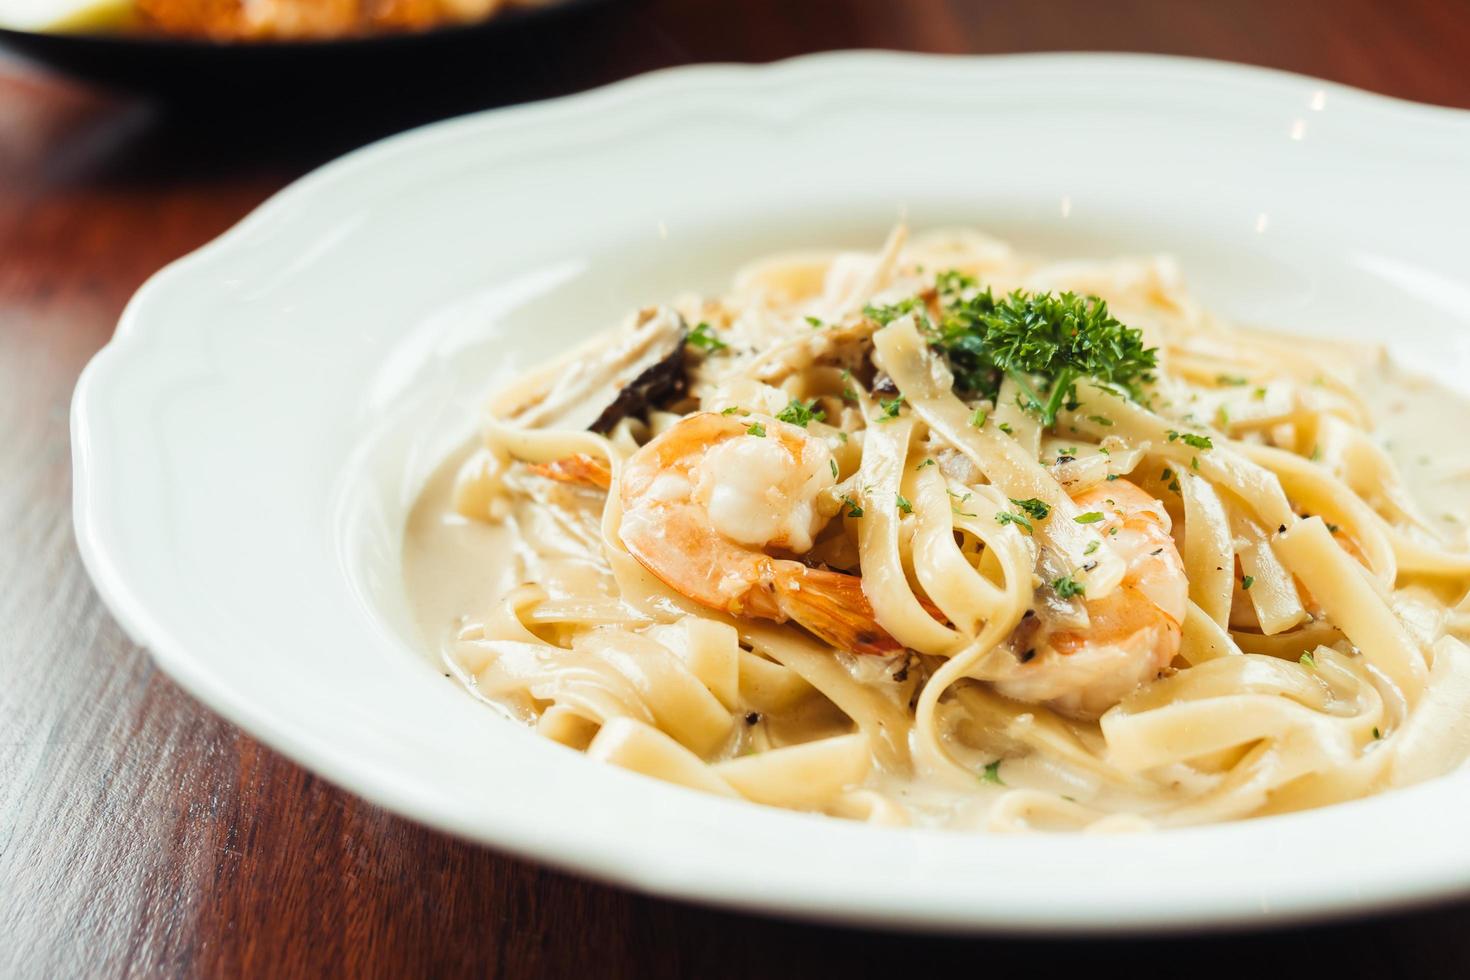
[1166,430,1213,450]
[937,269,978,296]
[746,422,766,437]
[863,296,929,327]
[874,394,905,423]
[1299,652,1315,668]
[969,407,988,428]
[804,315,824,328]
[1241,575,1255,591]
[1217,374,1248,386]
[997,421,1014,435]
[775,398,825,428]
[1009,497,1051,521]
[981,760,1005,785]
[687,321,727,352]
[1084,540,1100,555]
[916,458,936,470]
[896,495,913,514]
[1074,512,1104,524]
[1372,727,1382,740]
[948,489,976,517]
[720,406,741,415]
[1087,415,1113,426]
[924,278,1157,425]
[840,495,864,518]
[830,458,839,479]
[995,510,1033,533]
[1052,575,1085,599]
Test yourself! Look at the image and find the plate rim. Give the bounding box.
[72,50,1470,934]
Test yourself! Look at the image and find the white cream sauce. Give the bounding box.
[402,362,1470,828]
[1367,361,1470,541]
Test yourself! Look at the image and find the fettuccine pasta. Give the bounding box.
[404,228,1470,832]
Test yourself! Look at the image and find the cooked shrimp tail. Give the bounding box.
[768,562,906,656]
[527,453,612,490]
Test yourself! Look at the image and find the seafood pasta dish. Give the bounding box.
[404,228,1470,832]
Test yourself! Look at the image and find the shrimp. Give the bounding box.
[618,412,906,655]
[989,479,1188,720]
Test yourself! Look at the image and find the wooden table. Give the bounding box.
[5,1,1470,975]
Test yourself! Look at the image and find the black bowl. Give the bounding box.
[0,0,615,99]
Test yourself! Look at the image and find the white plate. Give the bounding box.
[72,52,1470,933]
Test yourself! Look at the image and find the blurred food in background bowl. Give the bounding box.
[0,0,607,98]
[140,0,556,41]
[3,0,561,39]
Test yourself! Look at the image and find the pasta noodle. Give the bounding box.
[403,227,1470,831]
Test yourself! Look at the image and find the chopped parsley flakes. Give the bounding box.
[745,422,766,437]
[863,296,929,327]
[981,760,1005,785]
[687,321,727,352]
[873,394,905,423]
[775,398,825,428]
[1166,429,1214,450]
[1052,575,1085,599]
[995,510,1033,533]
[1009,497,1051,521]
[948,489,976,517]
[1074,511,1104,524]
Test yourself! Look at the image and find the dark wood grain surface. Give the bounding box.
[5,1,1470,976]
